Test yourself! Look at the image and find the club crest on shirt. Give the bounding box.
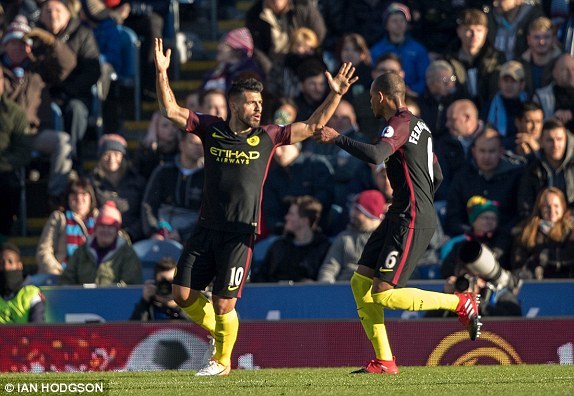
[247,136,260,146]
[381,126,394,138]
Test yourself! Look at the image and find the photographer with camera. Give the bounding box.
[129,257,186,321]
[434,195,521,317]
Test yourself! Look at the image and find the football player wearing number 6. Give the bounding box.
[312,71,482,375]
[154,38,357,376]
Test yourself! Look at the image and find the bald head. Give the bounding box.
[446,99,479,138]
[553,54,574,88]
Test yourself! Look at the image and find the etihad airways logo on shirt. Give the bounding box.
[209,147,260,164]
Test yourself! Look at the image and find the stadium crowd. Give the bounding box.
[2,0,574,324]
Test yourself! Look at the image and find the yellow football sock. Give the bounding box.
[350,272,393,361]
[182,293,216,334]
[372,287,459,311]
[213,309,239,367]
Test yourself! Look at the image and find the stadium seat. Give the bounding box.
[132,239,183,280]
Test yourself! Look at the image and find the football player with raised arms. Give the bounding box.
[154,38,357,376]
[313,71,482,374]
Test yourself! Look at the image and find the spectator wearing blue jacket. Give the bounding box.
[369,2,430,96]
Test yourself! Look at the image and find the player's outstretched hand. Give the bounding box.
[326,62,359,96]
[154,38,171,74]
[313,125,340,144]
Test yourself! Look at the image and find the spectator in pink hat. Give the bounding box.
[60,200,142,285]
[318,190,386,283]
[201,27,265,93]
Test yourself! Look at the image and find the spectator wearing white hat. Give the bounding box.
[59,200,142,285]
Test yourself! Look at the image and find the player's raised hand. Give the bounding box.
[326,62,359,96]
[154,38,171,73]
[313,125,340,144]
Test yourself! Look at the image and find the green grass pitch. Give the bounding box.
[1,365,573,395]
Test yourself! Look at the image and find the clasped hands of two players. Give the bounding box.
[313,62,358,144]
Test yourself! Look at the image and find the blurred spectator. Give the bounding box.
[0,67,32,239]
[1,242,45,323]
[1,15,75,201]
[90,133,146,242]
[533,54,574,131]
[142,132,204,242]
[253,195,331,282]
[199,89,228,121]
[0,0,41,27]
[435,99,485,202]
[316,0,346,59]
[520,16,562,96]
[201,28,265,93]
[302,100,367,234]
[410,0,487,60]
[353,53,402,141]
[267,27,322,100]
[79,0,121,72]
[418,60,466,139]
[272,96,298,125]
[185,90,200,112]
[339,0,393,48]
[514,101,544,157]
[444,8,505,109]
[517,119,574,218]
[133,111,179,179]
[59,200,142,285]
[129,257,186,320]
[109,1,168,100]
[317,190,385,283]
[441,196,512,279]
[348,162,394,204]
[36,177,98,275]
[483,60,528,149]
[445,127,523,236]
[486,0,544,62]
[370,2,430,95]
[337,33,372,104]
[263,143,335,236]
[294,58,327,121]
[512,187,574,279]
[245,0,326,74]
[38,0,101,169]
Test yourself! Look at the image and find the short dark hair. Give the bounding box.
[542,118,566,134]
[228,78,264,99]
[285,195,323,230]
[516,101,543,119]
[296,58,326,83]
[154,257,177,274]
[373,71,406,102]
[374,52,402,68]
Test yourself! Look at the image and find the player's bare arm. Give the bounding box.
[154,38,190,130]
[289,62,359,144]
